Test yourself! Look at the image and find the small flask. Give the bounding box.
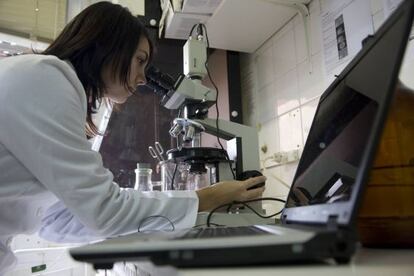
[135,163,152,191]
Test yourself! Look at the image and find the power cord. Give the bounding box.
[193,222,225,228]
[193,23,236,180]
[206,197,286,227]
[170,161,178,190]
[138,215,175,232]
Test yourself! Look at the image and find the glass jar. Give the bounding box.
[160,161,190,191]
[134,163,152,191]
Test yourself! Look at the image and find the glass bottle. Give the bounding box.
[135,163,152,191]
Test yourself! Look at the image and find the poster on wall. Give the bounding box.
[321,0,373,79]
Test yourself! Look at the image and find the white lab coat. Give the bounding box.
[0,55,198,274]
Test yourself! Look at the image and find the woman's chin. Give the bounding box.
[112,97,128,104]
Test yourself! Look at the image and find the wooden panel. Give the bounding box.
[359,185,414,217]
[0,0,67,41]
[358,84,414,247]
[371,87,414,167]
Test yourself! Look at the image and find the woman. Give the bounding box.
[0,2,265,272]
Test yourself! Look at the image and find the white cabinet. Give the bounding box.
[162,0,311,53]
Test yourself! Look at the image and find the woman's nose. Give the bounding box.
[136,73,147,86]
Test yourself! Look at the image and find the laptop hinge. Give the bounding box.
[327,215,339,230]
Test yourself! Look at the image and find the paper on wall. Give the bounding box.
[321,0,373,78]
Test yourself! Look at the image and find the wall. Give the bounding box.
[67,0,145,21]
[240,0,414,208]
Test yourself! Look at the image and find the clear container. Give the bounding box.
[160,161,217,190]
[134,163,152,191]
[160,161,190,191]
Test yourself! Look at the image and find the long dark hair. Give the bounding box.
[42,2,153,137]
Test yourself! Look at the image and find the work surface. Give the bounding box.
[114,247,414,276]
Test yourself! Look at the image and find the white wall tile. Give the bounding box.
[400,42,414,89]
[294,14,308,65]
[278,108,302,152]
[257,82,277,123]
[300,98,319,144]
[258,119,280,163]
[372,10,385,31]
[273,23,297,78]
[309,0,321,14]
[298,51,325,104]
[370,0,383,15]
[255,44,274,90]
[309,0,322,55]
[275,68,300,115]
[263,163,298,199]
[273,20,294,43]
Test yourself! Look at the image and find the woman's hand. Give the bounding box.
[195,176,266,212]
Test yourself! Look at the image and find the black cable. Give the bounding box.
[170,161,178,190]
[206,197,286,227]
[198,23,236,180]
[236,197,286,204]
[138,215,175,232]
[176,109,182,149]
[206,62,224,150]
[206,202,235,227]
[193,222,225,228]
[234,201,284,219]
[188,23,198,38]
[201,24,210,48]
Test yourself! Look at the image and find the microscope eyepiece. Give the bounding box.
[146,66,176,93]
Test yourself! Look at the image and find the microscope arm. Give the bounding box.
[194,118,261,173]
[162,75,217,110]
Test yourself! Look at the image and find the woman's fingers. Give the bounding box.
[243,186,265,201]
[243,176,266,190]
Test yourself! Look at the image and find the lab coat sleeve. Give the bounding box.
[0,56,198,238]
[40,193,184,243]
[39,201,104,243]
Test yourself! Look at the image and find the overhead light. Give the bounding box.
[10,42,16,46]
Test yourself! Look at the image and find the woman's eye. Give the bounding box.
[137,57,146,65]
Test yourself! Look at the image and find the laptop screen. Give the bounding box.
[283,0,414,224]
[286,83,378,208]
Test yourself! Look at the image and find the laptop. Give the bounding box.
[70,0,414,269]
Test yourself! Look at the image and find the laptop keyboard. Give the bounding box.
[178,226,271,239]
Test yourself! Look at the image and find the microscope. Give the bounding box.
[145,24,262,188]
